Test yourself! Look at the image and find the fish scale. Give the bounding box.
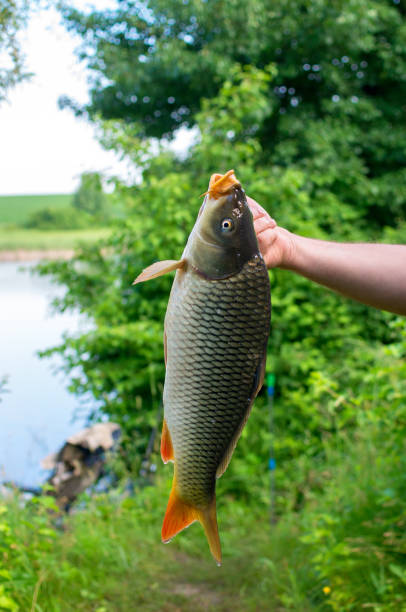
[164,253,270,509]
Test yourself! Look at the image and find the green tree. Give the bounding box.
[72,171,108,217]
[59,0,406,225]
[0,0,31,101]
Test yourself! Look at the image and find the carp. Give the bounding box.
[134,170,271,564]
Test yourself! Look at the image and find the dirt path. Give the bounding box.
[0,249,74,262]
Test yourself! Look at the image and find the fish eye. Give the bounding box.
[220,218,234,233]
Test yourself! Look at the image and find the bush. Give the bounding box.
[24,206,93,230]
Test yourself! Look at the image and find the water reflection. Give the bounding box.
[0,262,90,486]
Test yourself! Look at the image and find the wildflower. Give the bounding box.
[323,586,331,595]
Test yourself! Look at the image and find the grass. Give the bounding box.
[2,484,326,612]
[0,227,111,250]
[0,194,72,225]
[2,425,406,610]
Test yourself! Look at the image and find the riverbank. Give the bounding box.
[0,249,75,261]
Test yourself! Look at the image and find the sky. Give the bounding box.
[0,2,134,195]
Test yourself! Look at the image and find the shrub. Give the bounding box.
[24,206,93,230]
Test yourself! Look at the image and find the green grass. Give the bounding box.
[0,194,72,225]
[2,424,406,611]
[0,227,111,250]
[2,485,325,612]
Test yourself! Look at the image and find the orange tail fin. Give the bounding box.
[161,478,222,565]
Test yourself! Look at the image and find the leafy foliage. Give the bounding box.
[60,1,406,224]
[32,2,406,607]
[39,60,399,478]
[0,0,31,101]
[60,0,406,232]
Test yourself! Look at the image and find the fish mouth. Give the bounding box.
[201,170,240,200]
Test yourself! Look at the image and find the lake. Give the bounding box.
[0,261,90,487]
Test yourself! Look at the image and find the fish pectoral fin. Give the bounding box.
[216,348,267,480]
[162,480,221,565]
[160,419,174,464]
[132,259,186,284]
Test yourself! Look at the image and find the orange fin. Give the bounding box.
[133,259,185,284]
[199,497,222,565]
[161,479,198,543]
[161,419,174,464]
[162,479,221,565]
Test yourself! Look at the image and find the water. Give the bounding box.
[0,261,90,486]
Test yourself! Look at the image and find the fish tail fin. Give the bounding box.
[161,479,221,565]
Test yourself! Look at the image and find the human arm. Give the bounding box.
[247,196,406,316]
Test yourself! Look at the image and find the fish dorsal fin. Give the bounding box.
[133,260,185,284]
[216,349,267,479]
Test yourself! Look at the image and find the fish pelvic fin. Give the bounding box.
[161,480,222,565]
[160,419,174,464]
[132,259,185,284]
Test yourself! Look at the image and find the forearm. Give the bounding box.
[285,235,406,315]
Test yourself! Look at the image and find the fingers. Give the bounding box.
[246,196,277,228]
[246,196,265,219]
[256,227,282,268]
[246,195,282,268]
[254,214,274,236]
[256,227,278,251]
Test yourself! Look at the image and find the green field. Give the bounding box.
[0,193,114,251]
[0,227,111,250]
[0,194,72,225]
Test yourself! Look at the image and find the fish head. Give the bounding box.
[185,171,259,279]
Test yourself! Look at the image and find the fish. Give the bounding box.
[134,170,271,564]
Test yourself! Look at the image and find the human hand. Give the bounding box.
[247,196,295,269]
